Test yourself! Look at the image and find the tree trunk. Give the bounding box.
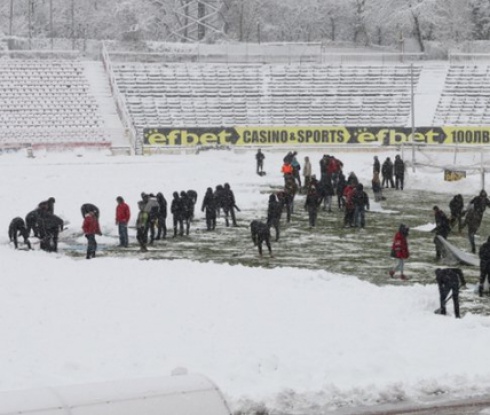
[9,0,14,36]
[411,11,425,52]
[71,0,75,50]
[49,0,53,49]
[28,0,32,49]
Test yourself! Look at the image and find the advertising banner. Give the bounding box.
[444,170,467,181]
[143,126,490,147]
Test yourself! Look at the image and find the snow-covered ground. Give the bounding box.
[2,148,490,414]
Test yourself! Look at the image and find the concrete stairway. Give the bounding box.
[82,61,131,154]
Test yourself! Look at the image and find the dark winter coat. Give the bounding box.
[25,208,42,236]
[479,238,490,263]
[449,194,464,217]
[352,186,370,210]
[187,190,198,205]
[318,175,334,198]
[180,192,193,220]
[250,220,271,245]
[202,189,217,217]
[434,209,451,238]
[156,193,168,219]
[267,195,282,222]
[171,194,185,220]
[304,191,320,213]
[394,156,405,177]
[382,158,394,177]
[8,217,29,241]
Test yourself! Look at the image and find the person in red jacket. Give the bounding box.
[115,196,131,248]
[389,224,410,280]
[82,210,101,259]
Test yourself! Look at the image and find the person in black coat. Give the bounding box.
[37,211,63,252]
[463,190,490,253]
[171,191,184,237]
[432,206,451,260]
[180,191,192,235]
[479,236,490,296]
[250,220,273,257]
[449,194,464,233]
[25,208,42,237]
[394,155,405,190]
[81,203,100,219]
[39,197,56,214]
[381,157,395,188]
[222,183,239,227]
[352,183,370,228]
[155,192,167,240]
[8,217,31,249]
[318,174,334,212]
[256,149,265,174]
[267,193,282,241]
[186,190,198,220]
[435,268,465,318]
[214,184,225,218]
[201,187,217,231]
[304,187,320,228]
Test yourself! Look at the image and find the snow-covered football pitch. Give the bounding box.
[4,147,490,316]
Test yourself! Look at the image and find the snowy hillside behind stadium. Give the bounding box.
[3,148,490,414]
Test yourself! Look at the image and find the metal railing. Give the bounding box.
[449,53,490,64]
[101,42,138,155]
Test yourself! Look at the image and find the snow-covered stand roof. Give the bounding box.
[0,374,231,415]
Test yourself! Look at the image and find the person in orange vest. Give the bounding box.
[281,162,293,180]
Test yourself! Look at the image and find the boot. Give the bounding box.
[388,270,395,278]
[479,284,484,297]
[400,274,408,281]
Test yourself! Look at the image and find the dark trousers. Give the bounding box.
[257,160,263,173]
[118,222,128,247]
[307,209,317,227]
[480,261,490,290]
[395,174,404,190]
[173,216,183,236]
[86,234,97,259]
[439,281,460,318]
[136,227,147,250]
[205,210,216,231]
[40,230,58,252]
[156,216,167,239]
[434,235,447,259]
[11,231,31,249]
[223,207,237,227]
[344,207,354,227]
[257,235,272,256]
[267,217,280,241]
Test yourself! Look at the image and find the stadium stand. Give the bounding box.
[433,65,490,126]
[0,58,109,149]
[111,63,422,140]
